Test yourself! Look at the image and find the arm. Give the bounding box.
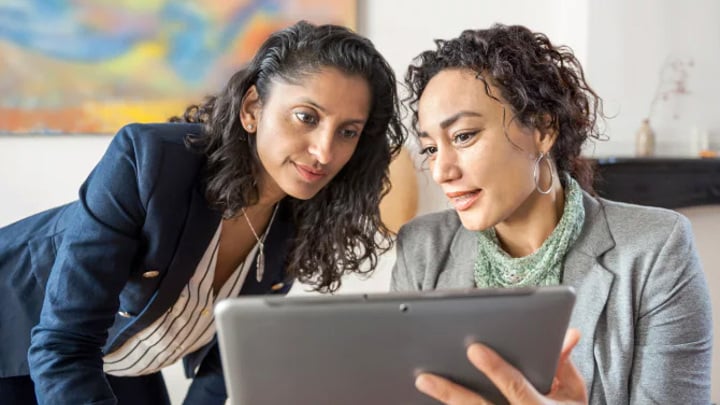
[28,125,152,405]
[630,215,713,404]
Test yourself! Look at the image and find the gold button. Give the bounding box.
[201,308,210,316]
[142,270,160,278]
[271,282,285,291]
[118,311,133,318]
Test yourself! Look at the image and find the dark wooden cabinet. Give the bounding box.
[593,158,720,209]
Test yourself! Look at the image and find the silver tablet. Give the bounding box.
[215,286,575,405]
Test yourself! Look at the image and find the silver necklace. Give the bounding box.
[241,203,279,282]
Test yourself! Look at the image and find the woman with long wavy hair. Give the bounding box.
[0,20,405,404]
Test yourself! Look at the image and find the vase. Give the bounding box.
[635,119,655,157]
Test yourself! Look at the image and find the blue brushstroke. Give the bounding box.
[0,0,279,84]
[161,0,274,82]
[0,0,149,60]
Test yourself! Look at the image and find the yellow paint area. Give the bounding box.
[81,99,193,131]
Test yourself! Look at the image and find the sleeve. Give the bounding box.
[28,125,152,405]
[629,214,713,404]
[390,224,420,292]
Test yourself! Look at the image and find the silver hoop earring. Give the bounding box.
[533,152,554,195]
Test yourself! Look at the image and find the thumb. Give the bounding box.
[559,328,581,365]
[549,328,580,394]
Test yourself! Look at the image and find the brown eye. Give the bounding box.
[339,128,359,139]
[294,111,318,125]
[453,131,478,144]
[420,145,437,156]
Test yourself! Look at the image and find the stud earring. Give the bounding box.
[247,123,254,131]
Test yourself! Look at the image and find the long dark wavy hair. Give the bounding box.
[171,21,405,292]
[405,24,605,191]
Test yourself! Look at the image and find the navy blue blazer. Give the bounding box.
[0,123,295,403]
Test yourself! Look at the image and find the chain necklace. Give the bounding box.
[241,203,279,282]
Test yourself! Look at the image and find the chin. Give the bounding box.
[283,184,324,201]
[457,212,492,232]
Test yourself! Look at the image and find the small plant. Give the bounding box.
[647,56,694,121]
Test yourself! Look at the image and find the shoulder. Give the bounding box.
[578,194,698,285]
[99,123,207,202]
[397,209,465,247]
[396,209,476,266]
[105,122,205,173]
[595,197,692,249]
[393,209,475,291]
[114,122,203,152]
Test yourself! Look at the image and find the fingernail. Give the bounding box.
[469,343,490,361]
[415,374,435,392]
[468,343,490,366]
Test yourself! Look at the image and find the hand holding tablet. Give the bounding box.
[415,328,587,405]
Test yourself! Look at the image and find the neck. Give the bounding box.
[494,182,565,258]
[254,166,287,209]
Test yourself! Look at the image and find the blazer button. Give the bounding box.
[271,282,285,291]
[142,270,160,278]
[118,310,133,318]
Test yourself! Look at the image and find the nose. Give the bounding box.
[431,147,461,185]
[308,126,335,165]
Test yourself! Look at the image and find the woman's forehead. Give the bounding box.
[418,69,503,130]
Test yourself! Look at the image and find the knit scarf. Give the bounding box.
[474,175,585,288]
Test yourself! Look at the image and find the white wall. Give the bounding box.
[1,1,718,402]
[0,135,112,225]
[585,0,720,157]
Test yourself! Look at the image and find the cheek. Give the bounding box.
[335,140,361,167]
[256,121,299,160]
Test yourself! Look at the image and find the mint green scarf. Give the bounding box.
[474,174,585,288]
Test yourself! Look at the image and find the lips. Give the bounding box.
[294,162,327,182]
[445,190,481,211]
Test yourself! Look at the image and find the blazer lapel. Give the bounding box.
[112,184,222,345]
[147,186,222,311]
[562,193,615,392]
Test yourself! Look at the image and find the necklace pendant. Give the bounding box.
[256,249,265,282]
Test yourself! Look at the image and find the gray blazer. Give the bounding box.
[391,192,713,404]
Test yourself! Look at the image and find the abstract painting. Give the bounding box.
[0,0,356,134]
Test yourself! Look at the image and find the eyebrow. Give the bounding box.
[418,111,483,137]
[299,98,367,126]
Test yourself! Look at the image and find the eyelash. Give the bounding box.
[295,111,360,139]
[420,131,479,156]
[420,145,437,156]
[453,131,477,144]
[295,111,318,125]
[340,129,360,138]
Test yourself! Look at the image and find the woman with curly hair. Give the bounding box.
[393,24,712,404]
[0,20,404,404]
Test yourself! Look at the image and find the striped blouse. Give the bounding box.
[103,223,258,376]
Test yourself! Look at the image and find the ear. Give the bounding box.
[240,85,262,132]
[533,113,558,154]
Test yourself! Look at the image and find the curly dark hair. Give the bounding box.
[170,21,405,292]
[405,24,605,191]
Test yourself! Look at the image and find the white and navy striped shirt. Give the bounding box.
[103,224,258,376]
